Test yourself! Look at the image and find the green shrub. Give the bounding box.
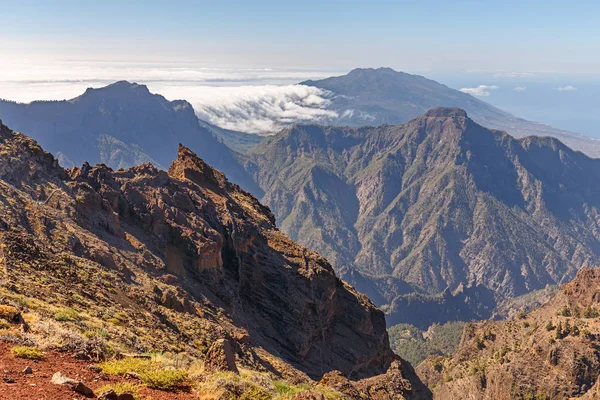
[54,307,79,321]
[240,385,273,400]
[583,306,599,318]
[11,346,43,360]
[140,369,187,391]
[558,306,571,317]
[98,358,154,376]
[96,382,140,399]
[99,358,186,391]
[274,380,303,396]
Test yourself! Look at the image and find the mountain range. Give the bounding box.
[2,70,600,329]
[247,107,600,327]
[3,68,600,398]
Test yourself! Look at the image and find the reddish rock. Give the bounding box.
[204,338,239,374]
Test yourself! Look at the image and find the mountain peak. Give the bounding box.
[80,81,150,98]
[348,66,398,75]
[424,107,468,118]
[168,143,227,188]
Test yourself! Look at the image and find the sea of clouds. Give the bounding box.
[156,84,339,133]
[0,61,346,133]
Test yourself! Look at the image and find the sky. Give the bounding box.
[2,0,600,71]
[0,1,599,137]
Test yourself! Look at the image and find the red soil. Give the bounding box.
[0,342,194,399]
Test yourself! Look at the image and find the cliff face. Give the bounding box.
[247,107,600,327]
[418,267,600,399]
[0,120,430,398]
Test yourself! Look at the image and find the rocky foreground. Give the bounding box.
[0,120,430,399]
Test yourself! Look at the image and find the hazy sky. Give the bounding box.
[1,1,599,138]
[2,0,600,72]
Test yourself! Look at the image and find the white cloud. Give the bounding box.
[155,84,341,134]
[459,85,499,97]
[513,86,527,92]
[556,85,577,91]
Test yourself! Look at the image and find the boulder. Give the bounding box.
[50,371,94,397]
[319,370,362,399]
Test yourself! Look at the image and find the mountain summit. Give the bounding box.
[248,107,600,327]
[0,82,260,194]
[301,68,600,157]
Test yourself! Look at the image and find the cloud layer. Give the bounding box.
[0,61,342,102]
[459,85,499,96]
[155,84,340,133]
[513,86,527,92]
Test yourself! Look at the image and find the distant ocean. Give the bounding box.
[426,71,600,139]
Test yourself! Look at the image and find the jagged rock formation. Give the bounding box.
[0,82,260,194]
[301,67,600,157]
[418,267,600,399]
[0,120,430,399]
[247,107,600,327]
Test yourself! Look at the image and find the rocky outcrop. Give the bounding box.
[204,339,239,374]
[0,120,428,397]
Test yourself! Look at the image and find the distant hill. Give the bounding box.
[302,68,600,158]
[0,81,260,194]
[248,107,600,327]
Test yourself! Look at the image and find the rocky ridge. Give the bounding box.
[0,120,430,399]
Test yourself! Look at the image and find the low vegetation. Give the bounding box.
[388,321,466,366]
[96,382,140,399]
[11,345,44,360]
[98,358,188,391]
